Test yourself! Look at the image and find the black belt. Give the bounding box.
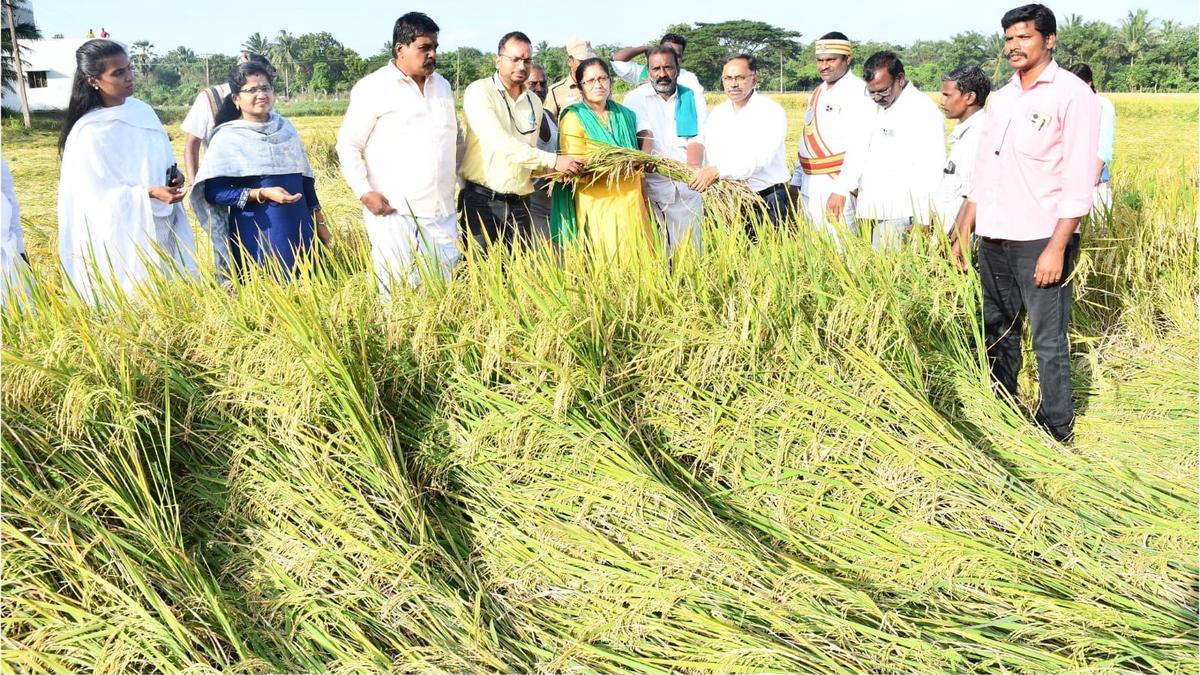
[757,183,787,198]
[463,181,528,203]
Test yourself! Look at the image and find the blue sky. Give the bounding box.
[35,0,1199,57]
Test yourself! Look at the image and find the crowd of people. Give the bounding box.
[0,2,1118,441]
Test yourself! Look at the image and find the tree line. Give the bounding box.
[3,9,1195,108]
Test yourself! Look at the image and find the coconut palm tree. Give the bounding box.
[242,32,271,57]
[270,30,297,98]
[1158,19,1181,41]
[1119,9,1159,65]
[129,40,156,79]
[983,31,1007,86]
[0,0,40,93]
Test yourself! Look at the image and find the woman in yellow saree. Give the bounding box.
[550,58,652,260]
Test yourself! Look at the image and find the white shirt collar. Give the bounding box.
[950,109,985,140]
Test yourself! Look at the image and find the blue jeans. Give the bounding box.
[978,235,1080,441]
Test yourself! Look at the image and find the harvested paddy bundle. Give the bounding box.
[544,143,766,226]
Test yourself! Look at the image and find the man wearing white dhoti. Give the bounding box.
[790,32,876,238]
[337,12,462,297]
[57,40,197,305]
[624,45,707,254]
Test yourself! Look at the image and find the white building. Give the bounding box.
[3,38,95,112]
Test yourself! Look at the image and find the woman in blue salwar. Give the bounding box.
[192,61,330,278]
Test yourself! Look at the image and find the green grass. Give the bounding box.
[1,94,1196,672]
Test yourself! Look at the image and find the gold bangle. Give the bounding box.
[253,189,263,204]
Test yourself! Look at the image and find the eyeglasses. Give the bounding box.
[721,74,753,85]
[239,85,274,95]
[580,75,610,88]
[499,54,532,66]
[865,79,903,101]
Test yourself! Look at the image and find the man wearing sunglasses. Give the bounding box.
[461,30,582,252]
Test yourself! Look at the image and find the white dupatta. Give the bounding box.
[1,155,31,307]
[57,97,198,303]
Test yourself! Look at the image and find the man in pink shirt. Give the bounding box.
[952,3,1099,442]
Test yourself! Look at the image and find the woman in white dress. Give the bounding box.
[57,39,197,304]
[1,155,32,308]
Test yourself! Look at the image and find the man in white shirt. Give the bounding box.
[624,46,707,254]
[790,32,875,240]
[181,51,271,186]
[936,65,989,234]
[840,51,944,250]
[336,12,462,297]
[525,62,558,242]
[690,54,791,238]
[611,33,705,99]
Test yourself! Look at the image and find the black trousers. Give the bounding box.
[978,234,1080,441]
[459,183,534,252]
[745,183,793,240]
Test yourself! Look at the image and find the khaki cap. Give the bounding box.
[566,37,596,60]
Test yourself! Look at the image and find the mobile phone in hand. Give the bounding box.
[166,164,183,188]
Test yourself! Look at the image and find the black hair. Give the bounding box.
[59,39,127,155]
[722,53,757,72]
[573,57,610,89]
[393,12,439,50]
[1065,62,1096,91]
[241,51,275,72]
[863,51,904,81]
[1001,3,1057,36]
[660,32,687,52]
[214,61,276,127]
[943,65,991,106]
[646,45,680,70]
[498,31,531,54]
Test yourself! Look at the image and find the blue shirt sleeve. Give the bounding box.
[205,176,252,207]
[1098,99,1115,182]
[303,175,320,211]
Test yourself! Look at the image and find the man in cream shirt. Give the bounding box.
[790,32,875,238]
[337,12,462,297]
[839,51,945,250]
[460,31,581,251]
